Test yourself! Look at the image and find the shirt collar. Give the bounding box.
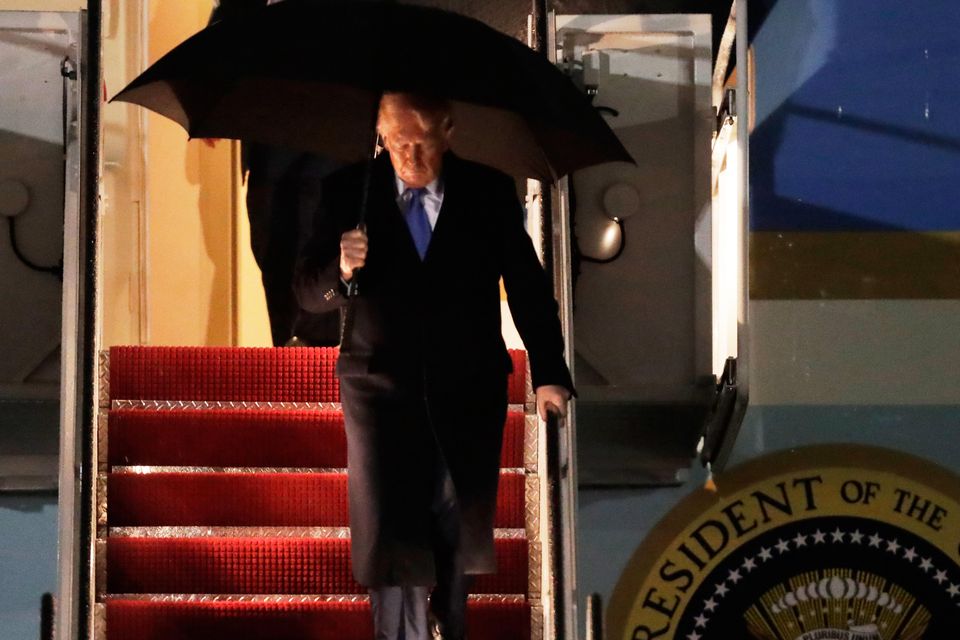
[395,173,443,199]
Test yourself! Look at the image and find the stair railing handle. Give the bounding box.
[586,592,604,640]
[546,407,565,640]
[40,593,54,640]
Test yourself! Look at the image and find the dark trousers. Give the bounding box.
[369,456,471,640]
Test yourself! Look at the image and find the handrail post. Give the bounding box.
[585,593,603,640]
[40,593,54,640]
[546,409,565,639]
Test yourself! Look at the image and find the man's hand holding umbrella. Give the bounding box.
[338,228,367,284]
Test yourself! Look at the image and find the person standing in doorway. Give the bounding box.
[209,0,341,346]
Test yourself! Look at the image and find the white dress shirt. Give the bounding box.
[395,174,444,230]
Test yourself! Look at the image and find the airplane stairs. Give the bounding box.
[93,346,548,639]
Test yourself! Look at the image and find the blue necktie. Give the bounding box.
[403,187,432,260]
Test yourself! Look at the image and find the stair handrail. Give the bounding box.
[40,592,54,640]
[545,407,565,640]
[586,592,603,640]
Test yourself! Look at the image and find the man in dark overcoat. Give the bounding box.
[295,93,573,640]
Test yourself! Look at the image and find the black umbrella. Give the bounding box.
[111,0,632,181]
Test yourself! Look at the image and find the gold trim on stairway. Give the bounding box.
[109,465,349,474]
[525,474,541,597]
[97,412,109,473]
[524,415,538,473]
[98,351,110,409]
[522,354,544,639]
[95,540,107,597]
[102,467,527,475]
[109,399,531,412]
[96,475,108,528]
[99,593,530,604]
[93,603,106,640]
[529,599,544,640]
[110,399,346,411]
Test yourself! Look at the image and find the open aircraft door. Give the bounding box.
[534,6,750,637]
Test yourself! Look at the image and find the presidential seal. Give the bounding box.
[606,445,960,639]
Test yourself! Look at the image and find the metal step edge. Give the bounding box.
[98,593,529,604]
[109,466,347,474]
[110,400,530,413]
[103,527,527,540]
[106,466,529,475]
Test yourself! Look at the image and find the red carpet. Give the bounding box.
[107,408,527,468]
[108,471,525,528]
[99,346,536,639]
[109,346,529,404]
[107,537,528,595]
[104,598,531,640]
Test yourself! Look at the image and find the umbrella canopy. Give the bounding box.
[112,0,632,180]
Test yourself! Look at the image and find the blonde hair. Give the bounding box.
[378,92,453,136]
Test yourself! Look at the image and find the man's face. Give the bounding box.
[379,103,451,188]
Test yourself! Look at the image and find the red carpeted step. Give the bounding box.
[107,408,528,469]
[109,347,529,404]
[499,410,527,469]
[107,471,526,528]
[109,347,340,403]
[104,597,531,640]
[506,349,528,404]
[107,473,347,527]
[107,409,347,468]
[106,537,528,595]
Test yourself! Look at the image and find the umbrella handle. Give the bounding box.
[348,92,382,289]
[341,94,382,352]
[344,222,366,298]
[340,223,364,351]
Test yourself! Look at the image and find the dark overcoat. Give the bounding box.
[295,152,572,587]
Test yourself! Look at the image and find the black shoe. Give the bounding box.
[427,610,443,640]
[427,611,466,640]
